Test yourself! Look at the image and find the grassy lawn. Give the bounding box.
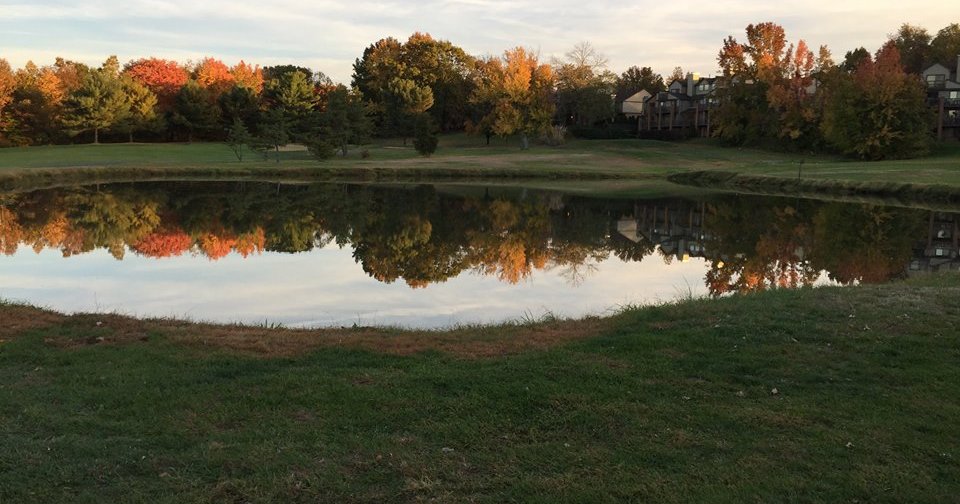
[2,274,958,502]
[2,136,960,195]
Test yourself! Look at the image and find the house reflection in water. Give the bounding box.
[616,199,960,287]
[911,212,960,275]
[616,201,711,263]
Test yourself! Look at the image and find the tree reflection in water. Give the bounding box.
[0,181,956,293]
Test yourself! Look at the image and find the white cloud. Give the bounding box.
[1,0,958,82]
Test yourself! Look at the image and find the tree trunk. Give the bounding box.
[275,145,280,163]
[128,131,134,143]
[520,134,529,150]
[93,127,99,144]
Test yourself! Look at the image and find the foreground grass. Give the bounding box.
[2,275,959,502]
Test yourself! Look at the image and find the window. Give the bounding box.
[927,74,946,87]
[949,91,960,99]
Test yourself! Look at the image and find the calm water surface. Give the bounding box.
[0,181,956,328]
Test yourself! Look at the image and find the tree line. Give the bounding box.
[0,23,957,159]
[711,22,960,159]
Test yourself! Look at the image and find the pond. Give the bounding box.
[1,181,957,328]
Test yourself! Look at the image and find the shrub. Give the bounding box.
[413,113,438,157]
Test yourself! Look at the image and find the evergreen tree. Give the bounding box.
[62,59,131,144]
[116,76,159,142]
[254,108,289,163]
[413,113,438,157]
[317,85,371,157]
[170,80,220,142]
[225,117,251,161]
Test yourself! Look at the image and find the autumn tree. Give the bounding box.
[0,59,15,145]
[52,57,89,97]
[821,42,930,160]
[61,57,132,143]
[9,61,66,144]
[194,57,235,97]
[765,40,822,148]
[230,60,264,93]
[468,47,555,149]
[401,32,474,130]
[353,33,473,134]
[122,58,189,111]
[714,22,830,148]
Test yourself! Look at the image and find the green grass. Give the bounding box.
[2,275,959,502]
[3,136,960,195]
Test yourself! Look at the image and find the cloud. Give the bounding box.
[1,0,958,82]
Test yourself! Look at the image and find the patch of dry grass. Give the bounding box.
[5,308,609,359]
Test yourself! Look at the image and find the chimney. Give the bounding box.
[686,72,700,96]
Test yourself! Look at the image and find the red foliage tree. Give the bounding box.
[123,58,189,110]
[131,228,194,258]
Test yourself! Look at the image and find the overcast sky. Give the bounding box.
[1,0,958,83]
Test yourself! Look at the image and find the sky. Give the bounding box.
[1,245,719,329]
[1,0,959,83]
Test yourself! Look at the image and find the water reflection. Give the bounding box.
[0,182,957,326]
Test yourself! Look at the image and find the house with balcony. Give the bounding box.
[638,73,718,138]
[921,56,960,141]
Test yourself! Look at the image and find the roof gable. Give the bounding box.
[623,90,652,103]
[923,63,951,78]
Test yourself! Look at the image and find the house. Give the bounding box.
[619,89,651,119]
[638,73,718,137]
[921,56,960,141]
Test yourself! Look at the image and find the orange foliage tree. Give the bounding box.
[230,61,264,93]
[123,58,189,110]
[194,57,235,96]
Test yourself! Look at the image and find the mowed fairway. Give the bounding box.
[1,275,958,502]
[2,137,960,188]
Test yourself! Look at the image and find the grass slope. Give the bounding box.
[2,275,958,503]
